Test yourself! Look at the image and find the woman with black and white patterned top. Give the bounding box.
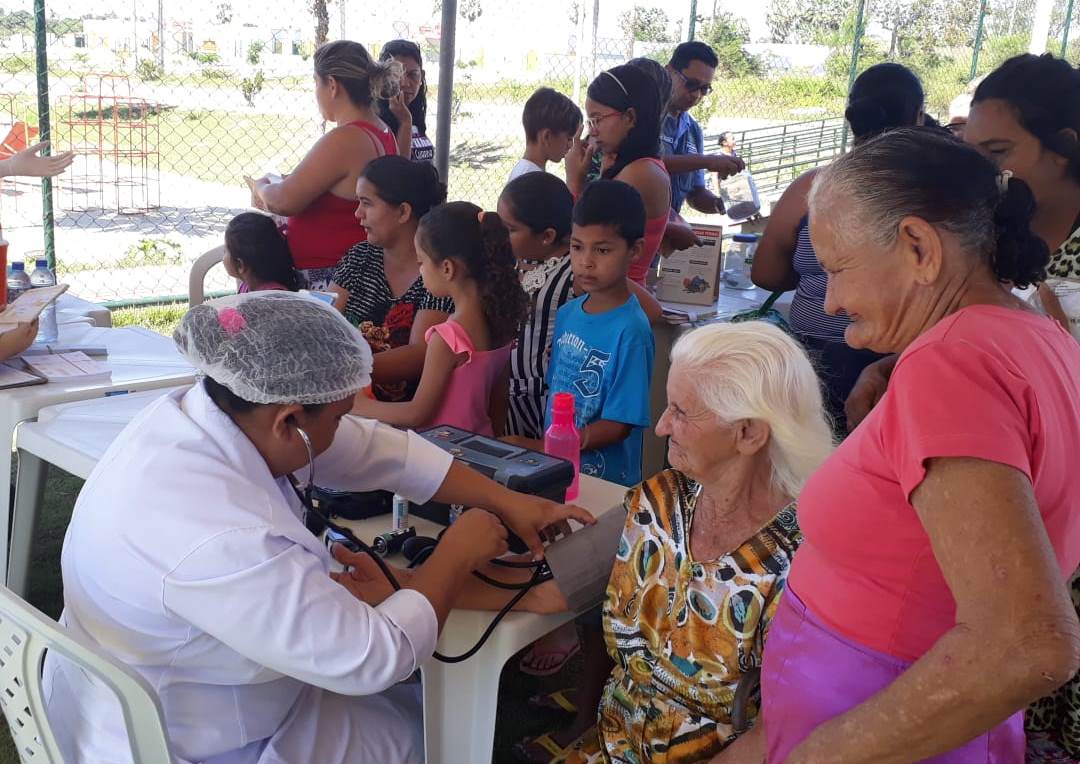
[331,155,451,401]
[496,173,577,439]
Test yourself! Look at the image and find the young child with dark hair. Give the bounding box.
[510,181,656,759]
[508,180,655,484]
[509,87,583,182]
[351,201,529,436]
[551,180,655,486]
[223,212,301,293]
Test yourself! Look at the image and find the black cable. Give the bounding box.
[299,486,552,664]
[490,558,547,569]
[433,566,544,663]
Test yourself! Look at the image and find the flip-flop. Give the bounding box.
[528,688,579,716]
[518,640,582,677]
[513,726,597,763]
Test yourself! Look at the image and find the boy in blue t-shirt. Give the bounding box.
[545,180,655,487]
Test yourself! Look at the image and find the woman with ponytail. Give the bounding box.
[754,62,923,434]
[330,155,449,401]
[251,40,401,288]
[760,128,1080,763]
[351,202,529,436]
[966,53,1080,343]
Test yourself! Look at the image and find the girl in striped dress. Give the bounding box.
[497,172,577,440]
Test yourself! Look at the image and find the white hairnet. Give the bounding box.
[174,292,372,405]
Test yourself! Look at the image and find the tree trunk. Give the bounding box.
[312,0,330,46]
[889,26,899,56]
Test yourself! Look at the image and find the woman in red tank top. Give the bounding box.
[566,64,672,287]
[250,41,400,289]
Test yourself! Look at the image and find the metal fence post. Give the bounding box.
[435,0,458,182]
[840,0,868,153]
[33,0,55,270]
[1031,0,1055,54]
[1063,0,1076,57]
[970,0,988,80]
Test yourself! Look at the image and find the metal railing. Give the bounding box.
[705,118,846,199]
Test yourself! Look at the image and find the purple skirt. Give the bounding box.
[761,586,1024,763]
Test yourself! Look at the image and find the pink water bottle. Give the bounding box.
[545,392,581,501]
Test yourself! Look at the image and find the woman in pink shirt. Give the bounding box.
[761,129,1080,762]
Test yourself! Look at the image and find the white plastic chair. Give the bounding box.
[0,586,172,763]
[189,245,226,307]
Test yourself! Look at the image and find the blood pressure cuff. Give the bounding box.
[544,505,628,613]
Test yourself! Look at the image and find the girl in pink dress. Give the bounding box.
[352,202,529,436]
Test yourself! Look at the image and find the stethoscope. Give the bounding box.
[292,426,551,664]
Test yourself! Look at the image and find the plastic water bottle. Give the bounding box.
[6,261,30,305]
[544,392,581,502]
[29,259,58,344]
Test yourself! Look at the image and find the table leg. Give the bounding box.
[8,451,47,598]
[0,421,14,589]
[421,647,511,764]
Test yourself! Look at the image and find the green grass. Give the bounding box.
[110,303,188,335]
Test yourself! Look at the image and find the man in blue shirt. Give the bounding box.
[661,41,744,215]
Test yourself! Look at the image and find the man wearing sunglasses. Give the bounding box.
[661,41,744,216]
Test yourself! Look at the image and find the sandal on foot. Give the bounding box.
[513,727,597,764]
[518,640,581,677]
[528,688,579,715]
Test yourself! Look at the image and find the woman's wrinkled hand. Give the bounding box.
[844,354,898,432]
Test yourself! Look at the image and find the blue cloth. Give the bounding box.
[545,294,655,487]
[660,111,707,213]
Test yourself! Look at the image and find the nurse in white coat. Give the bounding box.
[43,292,593,764]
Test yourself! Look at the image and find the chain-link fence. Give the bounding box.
[0,0,1075,307]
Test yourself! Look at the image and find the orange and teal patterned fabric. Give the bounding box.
[573,469,801,764]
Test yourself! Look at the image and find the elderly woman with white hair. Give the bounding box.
[522,320,833,763]
[42,292,592,764]
[761,128,1080,763]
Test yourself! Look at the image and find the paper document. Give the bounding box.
[23,351,111,382]
[0,363,45,390]
[0,284,69,334]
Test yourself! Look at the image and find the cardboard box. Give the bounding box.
[655,224,723,306]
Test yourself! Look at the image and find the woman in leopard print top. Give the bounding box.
[966,52,1080,762]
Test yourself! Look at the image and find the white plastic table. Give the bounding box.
[13,391,629,763]
[2,324,193,590]
[339,476,628,764]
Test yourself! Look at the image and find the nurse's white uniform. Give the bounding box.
[43,382,454,764]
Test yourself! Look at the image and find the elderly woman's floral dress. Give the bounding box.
[568,469,800,764]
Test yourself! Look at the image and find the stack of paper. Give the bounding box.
[23,352,111,382]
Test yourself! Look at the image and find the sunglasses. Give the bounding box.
[673,68,712,96]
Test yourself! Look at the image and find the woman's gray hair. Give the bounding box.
[808,128,1048,288]
[670,321,833,499]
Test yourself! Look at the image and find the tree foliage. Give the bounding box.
[311,0,329,46]
[767,0,851,44]
[215,3,233,25]
[872,0,978,59]
[619,5,671,42]
[0,9,83,39]
[698,13,763,77]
